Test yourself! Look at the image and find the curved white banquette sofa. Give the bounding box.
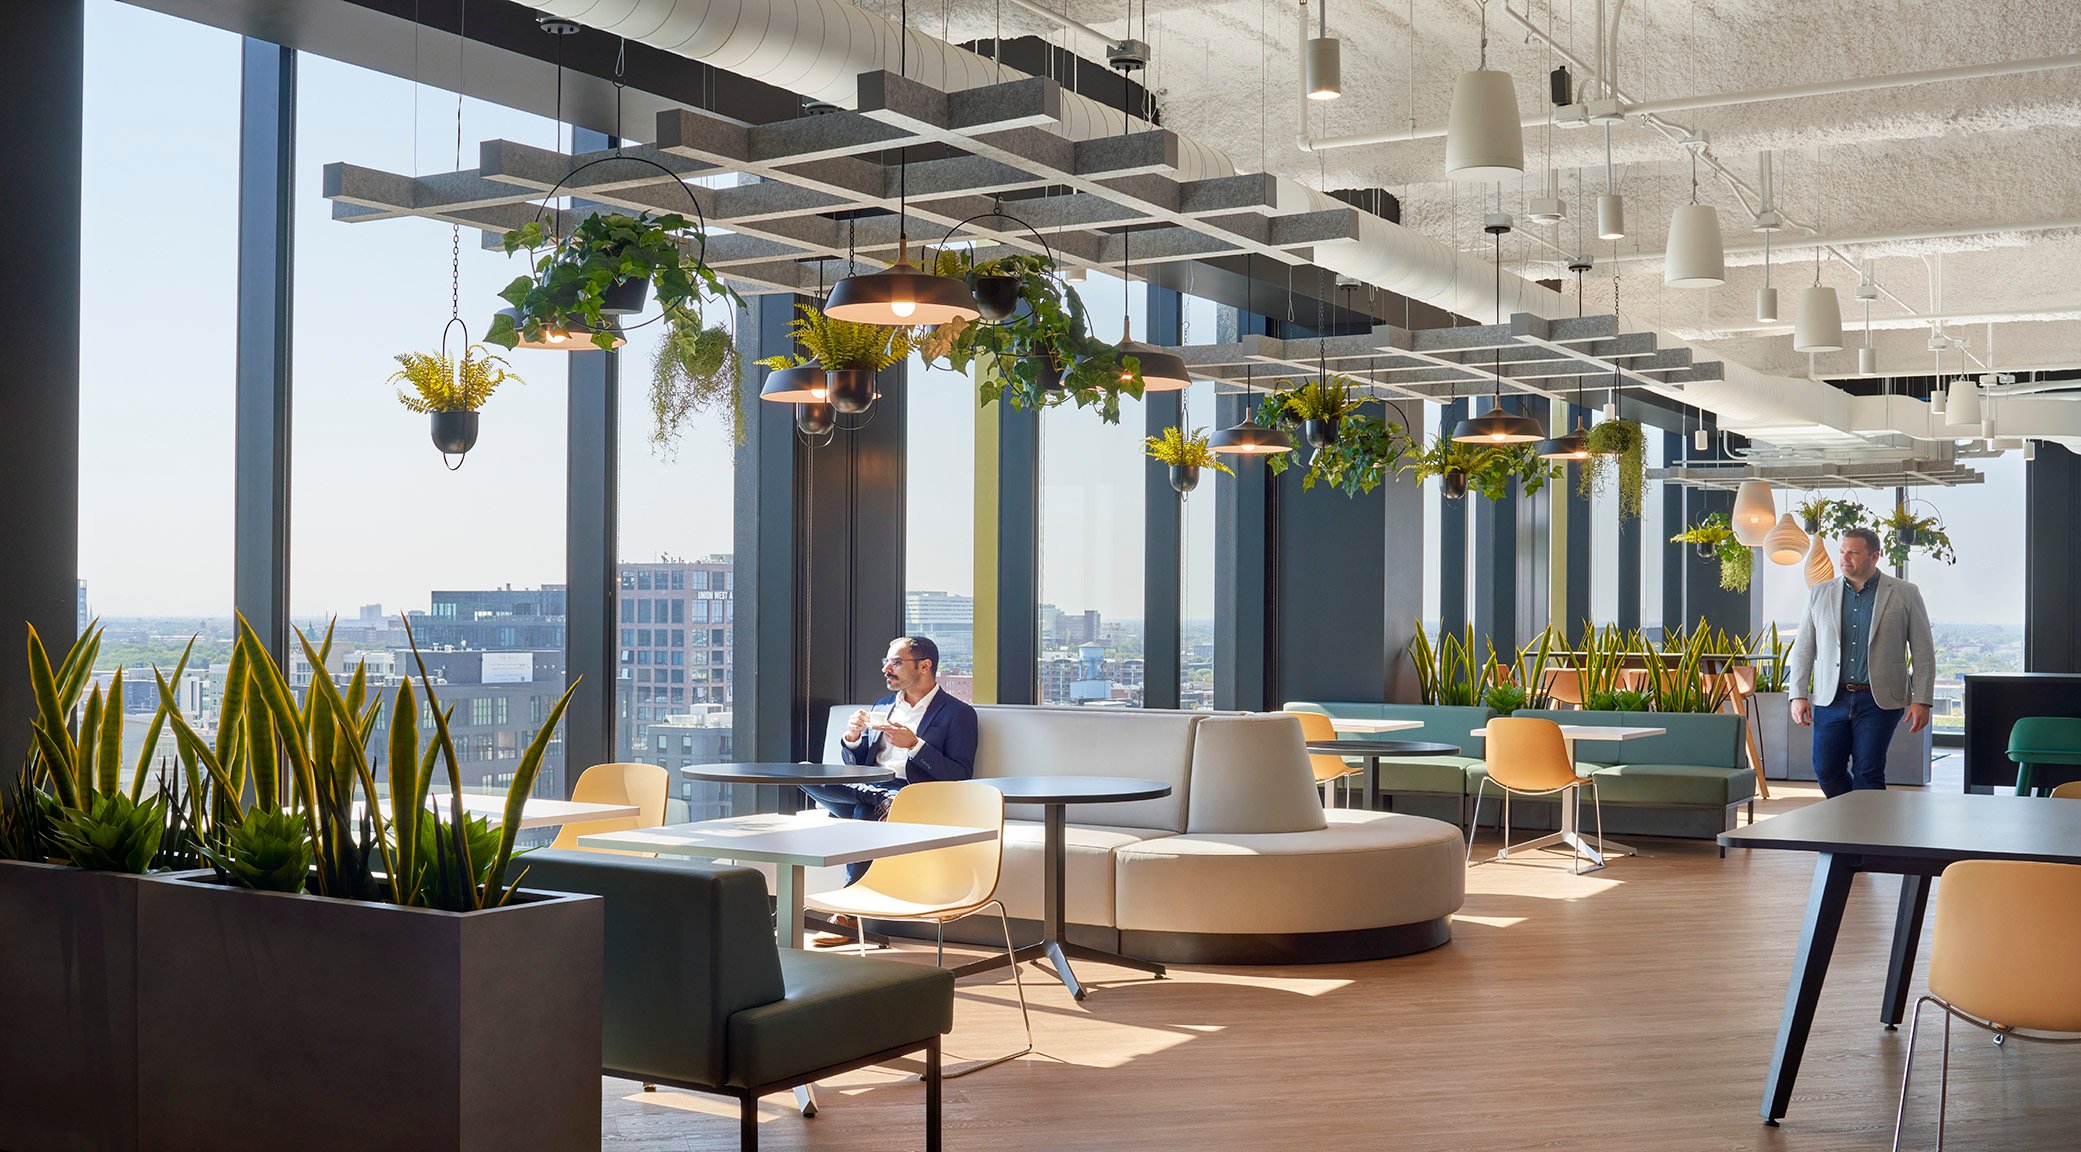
[821,705,1466,963]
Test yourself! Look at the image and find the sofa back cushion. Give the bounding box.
[1283,701,1495,758]
[519,850,783,1088]
[1185,714,1329,834]
[973,705,1203,830]
[1511,708,1744,769]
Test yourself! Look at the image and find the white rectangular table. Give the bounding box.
[579,813,995,949]
[1328,717,1424,735]
[357,794,641,831]
[1471,724,1666,868]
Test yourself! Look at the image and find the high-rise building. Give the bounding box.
[903,591,975,676]
[617,557,735,757]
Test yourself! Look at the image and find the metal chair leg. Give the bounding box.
[1465,779,1489,864]
[932,901,1033,1079]
[1568,785,1584,874]
[1938,1008,1951,1151]
[1892,995,1932,1152]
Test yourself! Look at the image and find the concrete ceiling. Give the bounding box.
[923,0,2081,386]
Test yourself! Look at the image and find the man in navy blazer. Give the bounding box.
[802,635,979,887]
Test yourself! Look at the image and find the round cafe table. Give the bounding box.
[1303,739,1463,812]
[963,775,1172,1000]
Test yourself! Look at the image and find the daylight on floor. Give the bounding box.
[11,1,2081,1149]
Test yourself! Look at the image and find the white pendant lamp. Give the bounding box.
[1443,7,1523,183]
[1792,248,1843,352]
[1663,153,1725,287]
[1595,125,1625,239]
[1757,286,1778,323]
[1732,480,1778,546]
[1764,512,1809,565]
[1945,376,1982,426]
[1803,531,1836,586]
[1754,154,1779,320]
[1305,0,1341,101]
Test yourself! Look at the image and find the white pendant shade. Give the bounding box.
[1444,69,1525,182]
[1732,480,1778,546]
[1945,377,1982,426]
[1305,37,1342,100]
[1756,286,1778,322]
[1803,531,1837,586]
[1764,513,1810,565]
[1792,285,1844,353]
[1858,346,1877,375]
[1663,203,1727,287]
[1596,192,1626,240]
[1693,427,1711,453]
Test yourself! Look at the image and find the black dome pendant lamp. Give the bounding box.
[1453,212,1546,445]
[1209,253,1294,457]
[1538,261,1595,461]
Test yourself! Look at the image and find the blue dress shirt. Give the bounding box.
[1840,575,1879,685]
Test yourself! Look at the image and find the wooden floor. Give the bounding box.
[601,760,2081,1151]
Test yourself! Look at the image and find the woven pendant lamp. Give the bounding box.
[1764,513,1809,565]
[1803,531,1836,586]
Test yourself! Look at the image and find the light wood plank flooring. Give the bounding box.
[601,763,2080,1150]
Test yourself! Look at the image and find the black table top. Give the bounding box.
[976,775,1173,804]
[1719,790,2081,864]
[680,761,896,785]
[1306,739,1462,757]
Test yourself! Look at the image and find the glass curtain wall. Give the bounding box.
[1909,459,2024,733]
[616,259,740,816]
[1177,292,1225,709]
[77,2,239,755]
[904,345,979,702]
[1641,435,1667,639]
[1037,271,1146,705]
[290,54,567,800]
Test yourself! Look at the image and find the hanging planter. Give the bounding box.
[391,339,518,470]
[1579,418,1647,519]
[1671,512,1754,592]
[1442,471,1469,500]
[1143,425,1233,496]
[972,274,1024,321]
[795,402,837,436]
[754,303,910,421]
[649,314,744,457]
[1303,417,1341,450]
[826,368,878,414]
[1400,434,1555,501]
[1025,350,1066,392]
[485,155,738,353]
[1879,501,1955,567]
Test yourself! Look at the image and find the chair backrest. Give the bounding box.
[863,781,1005,911]
[551,762,671,851]
[517,850,784,1088]
[1283,710,1357,784]
[1541,668,1584,707]
[1483,717,1579,793]
[2007,716,2081,761]
[1617,668,1651,693]
[1929,859,2081,1033]
[1185,714,1330,833]
[2049,781,2081,800]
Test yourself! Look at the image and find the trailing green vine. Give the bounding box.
[1399,435,1556,501]
[1580,419,1646,519]
[1671,512,1754,592]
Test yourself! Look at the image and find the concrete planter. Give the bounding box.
[1777,707,1934,786]
[1754,691,1793,780]
[0,860,186,1152]
[135,875,603,1152]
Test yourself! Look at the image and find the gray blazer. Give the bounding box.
[1786,572,1936,710]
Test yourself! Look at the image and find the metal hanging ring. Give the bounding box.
[519,153,717,337]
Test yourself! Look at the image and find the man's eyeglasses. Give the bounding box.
[880,657,918,669]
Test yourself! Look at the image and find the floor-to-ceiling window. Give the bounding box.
[76,1,239,759]
[1641,434,1667,639]
[1037,271,1146,705]
[1911,459,2025,733]
[289,54,567,799]
[904,343,978,702]
[1177,292,1225,709]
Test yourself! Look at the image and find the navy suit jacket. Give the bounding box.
[841,689,979,783]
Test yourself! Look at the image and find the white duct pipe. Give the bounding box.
[1622,52,2081,118]
[527,0,1567,323]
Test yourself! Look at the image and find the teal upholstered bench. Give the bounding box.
[1283,702,1495,825]
[1502,709,1757,851]
[521,850,954,1151]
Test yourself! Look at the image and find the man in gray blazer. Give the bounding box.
[1786,526,1936,796]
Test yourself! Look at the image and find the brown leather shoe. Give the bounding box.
[810,915,859,948]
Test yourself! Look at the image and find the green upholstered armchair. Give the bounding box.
[521,850,955,1151]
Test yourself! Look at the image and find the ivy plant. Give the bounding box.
[486,211,739,351]
[1671,512,1754,592]
[1398,435,1556,501]
[1580,418,1646,519]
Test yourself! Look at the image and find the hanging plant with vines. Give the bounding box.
[1255,387,1410,495]
[1878,504,1956,567]
[1579,418,1646,519]
[1671,512,1754,592]
[1398,435,1556,501]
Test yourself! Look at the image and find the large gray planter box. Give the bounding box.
[1777,708,1934,786]
[135,875,603,1152]
[0,860,181,1152]
[1754,691,1792,780]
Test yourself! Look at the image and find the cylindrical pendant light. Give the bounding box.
[1929,383,1948,418]
[1693,427,1711,453]
[1792,286,1843,353]
[1306,37,1341,100]
[1664,204,1727,287]
[1764,512,1809,565]
[1858,346,1877,375]
[1732,480,1778,546]
[1595,193,1625,241]
[1945,377,1982,426]
[1803,531,1836,586]
[1444,69,1524,182]
[1757,287,1778,323]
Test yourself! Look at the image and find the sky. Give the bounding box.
[75,0,2029,630]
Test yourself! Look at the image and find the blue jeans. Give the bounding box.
[1812,690,1902,798]
[800,781,903,884]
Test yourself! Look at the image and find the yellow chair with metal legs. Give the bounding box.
[805,781,1032,1078]
[549,762,670,852]
[1892,859,2081,1151]
[1466,716,1608,875]
[2051,781,2081,800]
[1284,710,1364,808]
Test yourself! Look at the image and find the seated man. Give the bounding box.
[801,635,979,894]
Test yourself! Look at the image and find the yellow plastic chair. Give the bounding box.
[1541,668,1585,709]
[2050,781,2081,800]
[1710,667,1770,804]
[1892,859,2081,1150]
[805,781,1031,1077]
[549,762,670,853]
[1467,716,1607,874]
[1284,710,1364,808]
